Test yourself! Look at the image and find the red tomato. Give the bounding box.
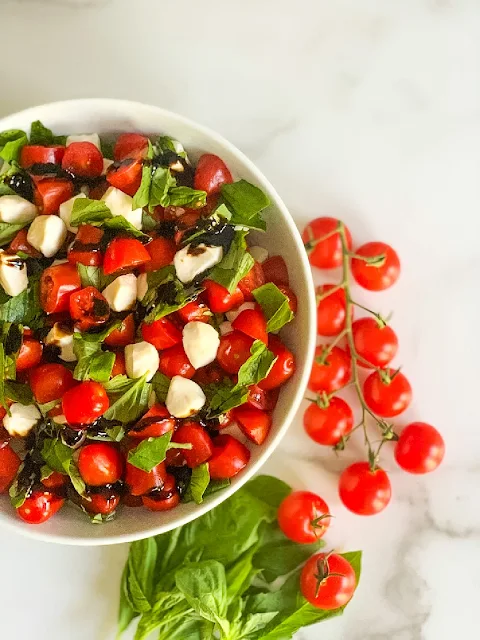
[69,286,110,331]
[62,142,104,178]
[277,284,298,313]
[68,224,104,267]
[40,263,81,314]
[9,228,41,258]
[261,256,289,286]
[259,335,295,390]
[238,262,265,301]
[16,338,43,372]
[17,490,64,524]
[173,423,214,468]
[395,422,445,474]
[208,434,250,479]
[174,211,203,244]
[303,397,354,446]
[363,369,412,418]
[107,158,143,196]
[278,491,331,543]
[351,242,400,291]
[29,363,75,404]
[301,553,356,609]
[308,345,351,394]
[111,351,126,377]
[247,384,269,411]
[20,144,65,168]
[351,318,398,368]
[339,462,391,515]
[302,217,352,269]
[78,443,124,486]
[104,313,135,348]
[126,460,167,496]
[0,442,21,493]
[177,299,211,324]
[142,474,180,511]
[159,343,195,378]
[82,490,120,515]
[316,284,348,336]
[203,280,244,313]
[194,154,233,194]
[114,133,149,162]
[217,331,254,374]
[141,317,182,350]
[143,236,176,272]
[62,381,109,426]
[232,308,268,344]
[128,404,175,439]
[41,471,68,490]
[193,362,225,386]
[232,406,272,445]
[103,237,151,275]
[34,178,74,215]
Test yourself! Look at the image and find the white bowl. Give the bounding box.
[0,99,316,545]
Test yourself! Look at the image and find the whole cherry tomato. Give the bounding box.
[303,397,354,446]
[217,331,254,374]
[302,217,352,269]
[16,490,64,524]
[142,474,180,511]
[232,406,272,445]
[363,369,412,417]
[78,443,124,486]
[203,280,244,313]
[339,462,391,515]
[394,422,445,474]
[259,335,295,390]
[308,345,351,394]
[62,381,109,426]
[316,284,348,336]
[351,242,400,291]
[232,307,268,344]
[62,142,104,178]
[159,343,196,378]
[141,317,182,350]
[16,338,43,372]
[208,434,250,479]
[301,553,356,609]
[351,317,398,368]
[0,442,21,493]
[194,154,233,194]
[69,286,110,331]
[278,491,331,543]
[29,363,75,404]
[104,313,135,348]
[261,256,290,287]
[173,423,213,468]
[40,263,81,314]
[103,237,151,275]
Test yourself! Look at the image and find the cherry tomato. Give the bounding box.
[303,397,354,446]
[301,553,356,609]
[128,404,175,439]
[141,317,182,350]
[29,363,75,404]
[9,228,41,258]
[114,133,149,162]
[177,299,211,324]
[247,384,279,412]
[143,236,176,272]
[194,154,233,194]
[217,331,254,374]
[62,142,104,178]
[363,369,412,418]
[142,474,180,511]
[69,286,110,332]
[111,350,126,377]
[103,237,151,275]
[308,345,351,394]
[232,406,272,445]
[339,462,391,515]
[232,307,268,344]
[238,262,265,301]
[68,224,104,267]
[62,381,109,426]
[277,284,297,313]
[126,460,166,496]
[261,256,290,286]
[104,313,135,348]
[40,263,82,314]
[20,144,65,168]
[82,490,120,515]
[0,442,21,493]
[174,211,203,244]
[208,434,250,479]
[259,335,295,390]
[34,178,74,215]
[302,217,352,269]
[278,491,331,543]
[78,443,123,486]
[159,343,195,379]
[107,158,143,196]
[316,284,348,336]
[351,318,398,368]
[16,490,64,524]
[203,280,244,313]
[16,337,43,372]
[173,423,214,468]
[41,470,68,490]
[193,362,225,386]
[394,422,445,474]
[351,242,400,291]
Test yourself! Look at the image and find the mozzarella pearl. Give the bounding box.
[136,272,148,301]
[102,274,137,312]
[0,251,28,297]
[226,302,256,322]
[101,187,143,230]
[66,133,101,149]
[102,158,114,175]
[0,194,38,224]
[174,243,223,283]
[166,376,206,418]
[58,193,86,232]
[27,215,67,258]
[219,321,233,336]
[249,245,269,264]
[182,321,220,369]
[45,323,76,362]
[125,341,159,381]
[3,403,41,437]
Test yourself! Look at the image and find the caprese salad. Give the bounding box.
[0,122,297,524]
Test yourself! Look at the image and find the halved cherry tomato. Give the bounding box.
[209,434,250,479]
[41,470,68,490]
[111,351,126,377]
[103,237,151,275]
[238,262,265,301]
[9,228,41,258]
[203,280,244,313]
[40,263,82,314]
[173,423,213,468]
[62,142,104,178]
[68,224,104,267]
[351,318,398,368]
[363,369,412,418]
[16,338,43,372]
[159,343,196,379]
[126,460,166,496]
[29,363,75,404]
[217,331,254,374]
[69,286,110,331]
[247,384,279,411]
[104,313,135,348]
[302,217,352,269]
[261,256,289,286]
[20,144,65,168]
[232,307,268,344]
[0,442,21,493]
[277,284,298,313]
[351,242,400,291]
[259,335,295,390]
[177,299,211,324]
[114,133,149,162]
[394,422,445,474]
[82,490,120,515]
[339,462,391,515]
[308,345,351,394]
[107,158,143,196]
[34,178,74,215]
[62,381,109,426]
[78,443,123,486]
[194,154,233,195]
[316,284,348,336]
[278,491,331,543]
[303,397,354,446]
[232,406,272,445]
[128,404,175,439]
[301,553,356,609]
[16,490,64,524]
[141,317,182,350]
[142,474,180,511]
[143,236,176,272]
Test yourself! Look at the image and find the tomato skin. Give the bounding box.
[247,384,272,411]
[16,338,43,372]
[177,299,211,324]
[316,284,348,336]
[103,237,151,275]
[261,256,289,287]
[303,397,354,446]
[128,404,175,439]
[259,335,295,390]
[339,462,391,515]
[41,470,67,490]
[0,442,21,493]
[194,154,233,195]
[9,228,41,258]
[394,422,445,474]
[68,224,104,267]
[173,423,214,468]
[301,553,356,609]
[62,142,104,178]
[217,331,254,374]
[126,460,167,496]
[141,317,182,350]
[69,286,110,331]
[40,263,82,314]
[302,217,352,269]
[78,443,124,486]
[114,133,149,162]
[29,363,75,404]
[208,434,250,479]
[351,242,400,291]
[111,351,126,377]
[34,178,74,215]
[203,280,244,313]
[238,262,265,301]
[308,345,351,394]
[107,158,143,196]
[104,313,135,348]
[277,284,297,313]
[16,490,64,524]
[363,369,412,418]
[232,308,268,344]
[278,491,331,543]
[142,474,180,511]
[232,406,272,445]
[160,343,195,379]
[82,490,120,515]
[143,236,176,272]
[351,318,398,368]
[62,381,110,426]
[20,144,65,168]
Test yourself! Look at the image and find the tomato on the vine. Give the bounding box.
[303,397,354,446]
[394,422,445,474]
[351,317,398,368]
[308,345,351,394]
[351,242,400,291]
[300,553,356,609]
[363,369,412,418]
[316,284,348,336]
[302,217,352,269]
[339,462,391,515]
[278,491,331,543]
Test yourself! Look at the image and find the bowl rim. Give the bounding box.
[0,99,316,545]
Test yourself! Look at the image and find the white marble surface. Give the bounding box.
[1,1,480,638]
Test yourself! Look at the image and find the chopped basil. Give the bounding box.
[0,129,28,163]
[73,322,122,359]
[142,269,202,324]
[74,350,115,383]
[208,230,254,294]
[183,463,210,505]
[91,511,117,524]
[151,372,171,403]
[156,136,188,159]
[127,432,173,472]
[0,221,28,247]
[221,180,269,231]
[100,138,115,160]
[70,198,148,239]
[29,120,67,146]
[0,275,44,329]
[149,165,176,209]
[40,465,54,481]
[103,374,151,424]
[9,469,29,508]
[103,374,136,394]
[77,264,114,289]
[87,424,125,442]
[253,282,294,333]
[4,381,34,405]
[38,399,60,415]
[41,438,86,497]
[208,378,249,416]
[141,211,157,231]
[141,266,176,307]
[167,186,206,208]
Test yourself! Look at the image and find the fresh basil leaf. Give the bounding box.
[0,129,28,163]
[87,424,125,442]
[167,187,206,208]
[144,278,202,324]
[70,198,112,226]
[73,350,115,383]
[29,120,66,146]
[77,264,114,289]
[127,537,158,613]
[156,136,187,159]
[142,211,157,231]
[38,399,60,415]
[132,141,154,209]
[183,463,210,505]
[102,216,148,240]
[72,322,121,360]
[237,340,276,388]
[0,286,10,304]
[40,465,54,481]
[100,138,115,160]
[41,437,86,497]
[141,266,176,307]
[151,372,171,404]
[0,221,28,247]
[4,381,34,404]
[149,165,177,209]
[91,511,117,524]
[118,564,138,635]
[127,432,173,472]
[208,231,254,294]
[103,374,151,423]
[253,282,294,333]
[9,471,28,508]
[0,276,44,328]
[103,374,136,395]
[244,475,291,509]
[207,378,249,417]
[221,180,269,231]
